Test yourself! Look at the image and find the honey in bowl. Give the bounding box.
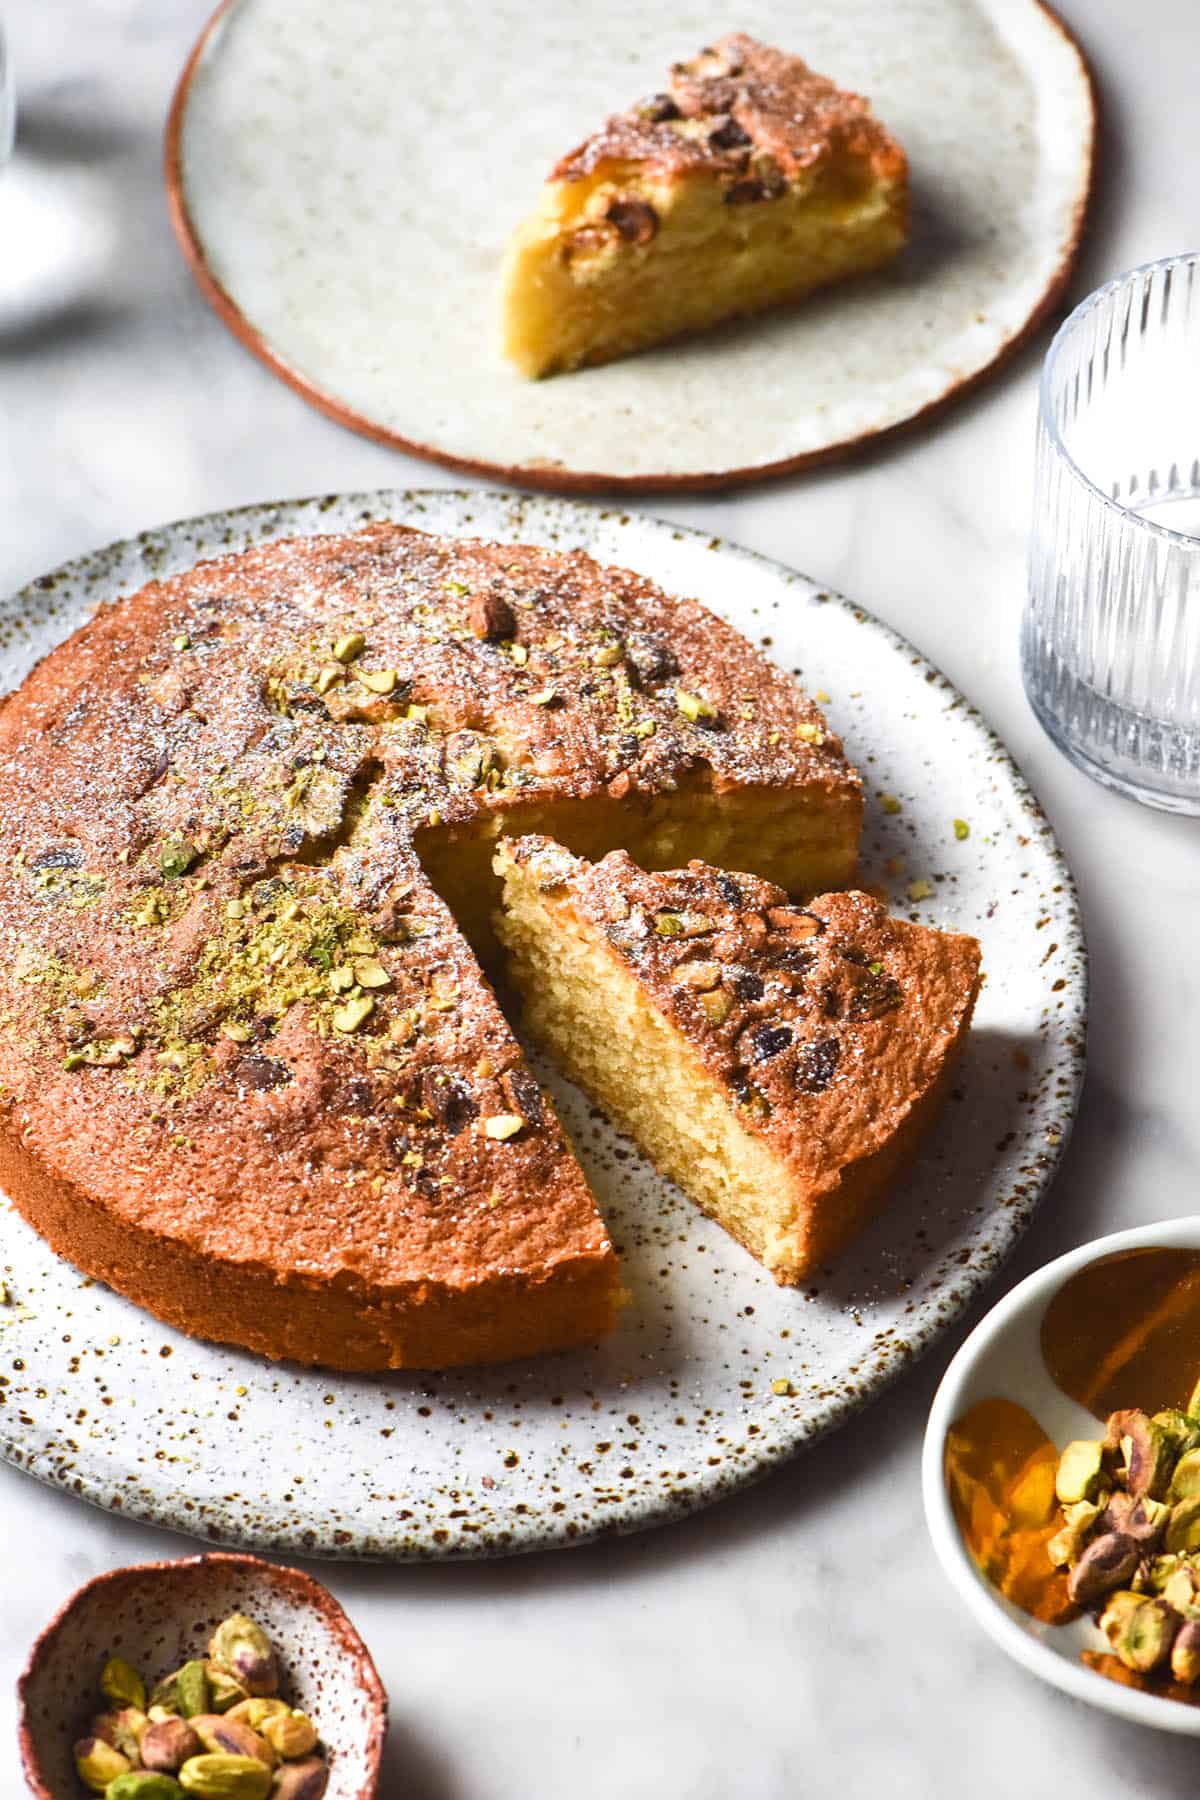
[943,1396,1075,1624]
[946,1247,1200,1704]
[1040,1247,1200,1421]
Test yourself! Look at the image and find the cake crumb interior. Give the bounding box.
[497,851,805,1278]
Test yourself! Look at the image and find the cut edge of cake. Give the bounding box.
[502,32,909,377]
[494,836,981,1283]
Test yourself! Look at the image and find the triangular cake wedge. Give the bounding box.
[502,32,909,377]
[495,838,981,1281]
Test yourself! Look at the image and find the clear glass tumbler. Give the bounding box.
[1023,254,1200,813]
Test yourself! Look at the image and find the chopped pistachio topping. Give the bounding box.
[771,1378,794,1397]
[357,667,398,695]
[159,839,199,880]
[135,890,171,927]
[483,1112,524,1140]
[332,994,376,1033]
[220,1022,252,1043]
[173,633,191,652]
[353,959,391,990]
[879,792,902,815]
[907,878,933,901]
[953,818,970,840]
[509,643,528,666]
[676,689,716,723]
[655,909,712,938]
[794,722,824,745]
[593,642,623,667]
[699,989,732,1025]
[333,631,366,664]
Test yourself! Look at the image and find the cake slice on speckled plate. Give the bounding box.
[495,837,980,1281]
[502,32,909,375]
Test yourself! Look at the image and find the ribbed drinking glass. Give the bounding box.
[1023,254,1200,813]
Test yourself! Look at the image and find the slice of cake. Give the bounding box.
[502,32,909,377]
[495,839,981,1281]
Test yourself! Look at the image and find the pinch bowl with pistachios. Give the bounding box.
[18,1554,386,1798]
[923,1218,1200,1733]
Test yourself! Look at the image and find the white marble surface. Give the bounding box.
[0,4,1198,1795]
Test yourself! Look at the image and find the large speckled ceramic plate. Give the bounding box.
[0,491,1086,1559]
[165,0,1096,492]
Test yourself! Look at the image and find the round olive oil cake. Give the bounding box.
[0,523,859,1369]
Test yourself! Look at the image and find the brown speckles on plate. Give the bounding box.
[0,490,1085,1559]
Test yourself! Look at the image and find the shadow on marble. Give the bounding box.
[379,1715,468,1800]
[0,296,126,362]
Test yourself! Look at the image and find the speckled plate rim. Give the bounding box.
[16,1550,390,1794]
[921,1219,1200,1736]
[162,1,1098,496]
[0,488,1088,1559]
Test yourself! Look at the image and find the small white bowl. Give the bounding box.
[922,1217,1200,1735]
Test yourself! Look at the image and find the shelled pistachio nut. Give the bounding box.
[204,1663,250,1714]
[1165,1498,1200,1555]
[100,1657,148,1713]
[261,1711,317,1760]
[1163,1561,1200,1615]
[1099,1589,1145,1647]
[1111,1596,1179,1673]
[1172,1617,1200,1684]
[177,1754,274,1799]
[1067,1531,1141,1605]
[148,1674,182,1715]
[268,1759,329,1800]
[105,1775,187,1800]
[1170,1448,1200,1502]
[208,1616,278,1698]
[1054,1439,1107,1506]
[1108,1411,1176,1500]
[141,1716,203,1773]
[1046,1498,1104,1568]
[191,1713,275,1767]
[92,1707,149,1761]
[73,1735,131,1792]
[226,1700,288,1732]
[1153,1410,1200,1460]
[176,1661,212,1720]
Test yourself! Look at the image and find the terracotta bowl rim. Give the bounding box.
[16,1550,388,1798]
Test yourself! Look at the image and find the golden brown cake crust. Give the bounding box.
[0,522,856,1368]
[552,33,907,191]
[503,838,981,1273]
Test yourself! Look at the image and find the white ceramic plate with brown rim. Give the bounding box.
[165,0,1096,493]
[0,488,1086,1559]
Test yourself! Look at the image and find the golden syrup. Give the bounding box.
[1040,1247,1200,1420]
[943,1396,1076,1624]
